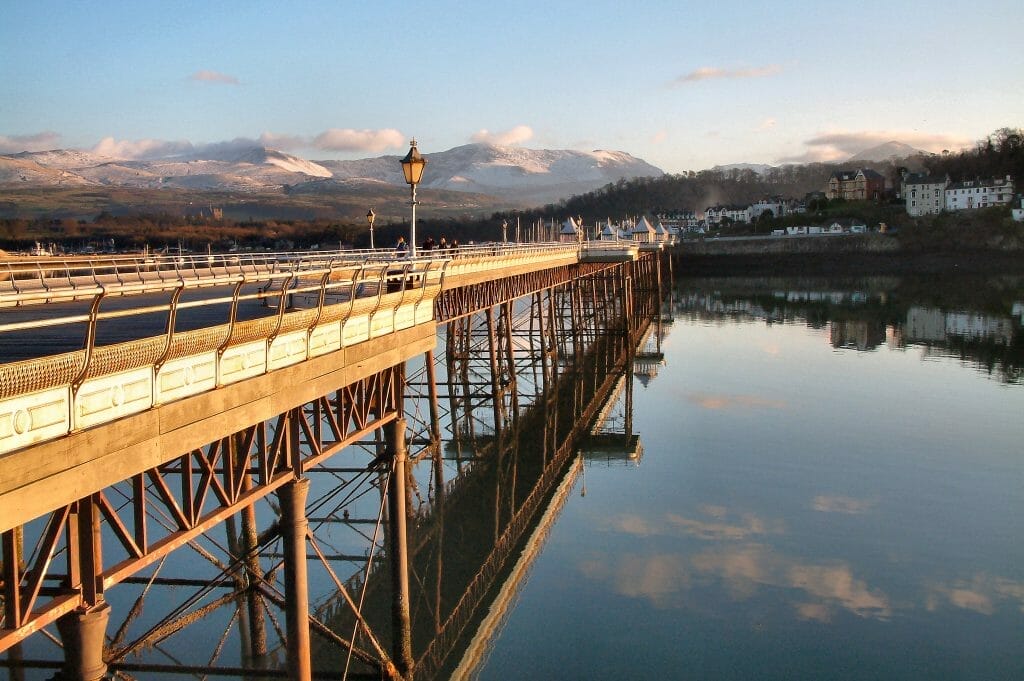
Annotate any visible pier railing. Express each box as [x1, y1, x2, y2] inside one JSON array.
[[0, 243, 582, 457]]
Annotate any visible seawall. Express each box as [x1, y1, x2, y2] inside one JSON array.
[[671, 234, 1024, 275]]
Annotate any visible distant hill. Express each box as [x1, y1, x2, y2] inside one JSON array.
[[1, 143, 663, 206], [711, 163, 774, 176], [847, 141, 924, 163]]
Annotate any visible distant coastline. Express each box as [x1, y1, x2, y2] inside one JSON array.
[[671, 234, 1024, 275]]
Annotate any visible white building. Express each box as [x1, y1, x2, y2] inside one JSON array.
[[1012, 197, 1024, 222], [902, 173, 948, 216], [749, 198, 786, 220], [945, 175, 1015, 212], [704, 205, 726, 225]]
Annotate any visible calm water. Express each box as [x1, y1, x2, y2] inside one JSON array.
[[473, 275, 1024, 680]]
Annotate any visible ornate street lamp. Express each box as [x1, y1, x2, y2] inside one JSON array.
[[399, 139, 427, 257], [366, 208, 376, 250]]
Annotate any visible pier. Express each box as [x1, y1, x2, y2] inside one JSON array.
[[0, 242, 665, 680]]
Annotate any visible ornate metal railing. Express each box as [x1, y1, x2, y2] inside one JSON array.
[[0, 244, 582, 457]]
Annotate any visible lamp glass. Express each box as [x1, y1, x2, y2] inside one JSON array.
[[400, 144, 427, 185]]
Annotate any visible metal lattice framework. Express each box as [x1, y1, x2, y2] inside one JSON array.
[[1, 249, 667, 681]]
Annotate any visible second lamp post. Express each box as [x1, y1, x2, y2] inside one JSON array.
[[399, 139, 427, 257]]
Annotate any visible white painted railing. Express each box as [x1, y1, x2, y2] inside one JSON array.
[[0, 244, 582, 455]]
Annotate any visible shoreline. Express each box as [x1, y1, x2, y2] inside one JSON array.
[[672, 242, 1024, 276]]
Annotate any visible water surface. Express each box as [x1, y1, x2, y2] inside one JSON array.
[[473, 275, 1024, 680]]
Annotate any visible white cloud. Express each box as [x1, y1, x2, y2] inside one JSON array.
[[190, 70, 240, 85], [686, 392, 787, 411], [257, 131, 306, 151], [91, 136, 193, 160], [778, 129, 974, 163], [812, 495, 875, 515], [471, 125, 534, 146], [758, 118, 777, 131], [313, 128, 406, 152], [671, 65, 781, 87], [0, 131, 62, 154]]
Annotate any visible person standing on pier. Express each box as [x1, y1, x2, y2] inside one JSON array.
[[395, 236, 408, 257]]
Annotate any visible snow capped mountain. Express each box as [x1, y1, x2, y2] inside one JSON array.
[[847, 141, 924, 163], [318, 143, 663, 204], [0, 155, 95, 187], [711, 163, 774, 176], [11, 149, 118, 170], [0, 143, 663, 204]]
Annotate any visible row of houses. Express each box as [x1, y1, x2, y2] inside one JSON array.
[[559, 216, 675, 244], [901, 173, 1016, 216], [655, 198, 810, 233]]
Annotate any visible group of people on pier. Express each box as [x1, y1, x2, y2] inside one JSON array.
[[394, 235, 459, 257]]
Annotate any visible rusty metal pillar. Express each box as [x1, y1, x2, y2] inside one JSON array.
[[485, 306, 503, 432], [424, 349, 442, 446], [385, 417, 414, 680], [58, 495, 110, 681], [501, 302, 519, 418], [235, 431, 268, 670], [281, 476, 312, 681]]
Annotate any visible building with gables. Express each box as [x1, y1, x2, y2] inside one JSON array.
[[825, 169, 886, 201]]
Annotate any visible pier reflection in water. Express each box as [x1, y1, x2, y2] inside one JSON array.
[[473, 273, 1024, 681], [313, 284, 658, 680]]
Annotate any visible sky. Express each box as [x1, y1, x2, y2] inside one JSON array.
[[1, 0, 1023, 173]]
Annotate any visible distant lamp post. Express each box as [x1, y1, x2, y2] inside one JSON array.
[[366, 208, 376, 250], [399, 139, 427, 257], [502, 219, 508, 243]]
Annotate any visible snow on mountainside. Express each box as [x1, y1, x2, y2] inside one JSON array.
[[12, 149, 118, 170], [711, 163, 774, 176], [318, 143, 663, 204], [1, 143, 662, 204], [847, 141, 924, 162], [0, 155, 95, 187]]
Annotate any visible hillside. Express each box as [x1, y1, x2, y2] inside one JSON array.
[[1, 142, 662, 207]]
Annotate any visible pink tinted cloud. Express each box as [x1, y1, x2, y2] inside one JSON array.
[[313, 128, 406, 153], [671, 65, 781, 87], [190, 70, 240, 85]]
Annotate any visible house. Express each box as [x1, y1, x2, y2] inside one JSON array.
[[631, 216, 657, 243], [825, 169, 886, 201], [724, 205, 751, 223], [704, 205, 726, 225], [1012, 197, 1024, 222], [749, 198, 786, 220], [654, 221, 669, 242], [902, 173, 948, 216], [559, 217, 581, 243], [945, 176, 1015, 212]]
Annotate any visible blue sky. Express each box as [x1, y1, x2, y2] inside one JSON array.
[[2, 0, 1022, 172]]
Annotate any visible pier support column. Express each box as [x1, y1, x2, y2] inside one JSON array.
[[55, 602, 111, 681], [385, 418, 414, 680], [424, 350, 442, 446], [281, 477, 312, 681], [58, 494, 109, 681]]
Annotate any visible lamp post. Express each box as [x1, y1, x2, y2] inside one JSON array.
[[399, 139, 427, 258], [502, 219, 508, 244], [366, 208, 376, 250]]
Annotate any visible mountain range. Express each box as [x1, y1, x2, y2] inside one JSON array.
[[0, 143, 665, 206]]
